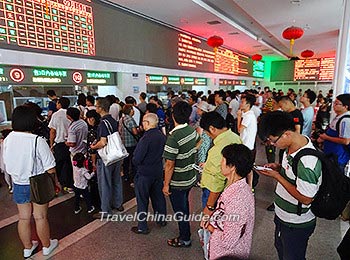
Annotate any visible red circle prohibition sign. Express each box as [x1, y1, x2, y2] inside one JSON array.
[[10, 68, 25, 82], [72, 71, 83, 84]]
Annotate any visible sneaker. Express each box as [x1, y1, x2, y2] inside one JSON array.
[[64, 187, 74, 194], [23, 240, 39, 258], [115, 205, 124, 212], [131, 226, 150, 235], [74, 207, 82, 214], [88, 206, 95, 214], [42, 239, 59, 256]]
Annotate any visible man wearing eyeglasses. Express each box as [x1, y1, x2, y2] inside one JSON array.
[[318, 94, 350, 173], [318, 94, 350, 259], [257, 111, 322, 260]]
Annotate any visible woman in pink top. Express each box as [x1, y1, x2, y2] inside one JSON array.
[[207, 144, 255, 260]]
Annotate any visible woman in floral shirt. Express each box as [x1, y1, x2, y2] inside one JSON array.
[[206, 144, 255, 260]]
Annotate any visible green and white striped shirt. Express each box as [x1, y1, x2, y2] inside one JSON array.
[[275, 137, 322, 228], [163, 124, 200, 189]]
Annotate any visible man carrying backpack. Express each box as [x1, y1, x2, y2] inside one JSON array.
[[318, 93, 350, 173], [318, 94, 350, 260], [257, 111, 322, 260]]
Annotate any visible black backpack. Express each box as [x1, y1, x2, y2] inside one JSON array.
[[292, 148, 350, 220], [335, 114, 350, 153]]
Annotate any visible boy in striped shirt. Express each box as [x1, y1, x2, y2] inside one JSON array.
[[257, 111, 322, 260]]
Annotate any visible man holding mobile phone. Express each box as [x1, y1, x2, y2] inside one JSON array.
[[257, 111, 322, 260]]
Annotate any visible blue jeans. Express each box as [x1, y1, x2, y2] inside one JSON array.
[[274, 216, 316, 260], [13, 184, 30, 204], [96, 159, 123, 214], [169, 188, 191, 242], [201, 188, 210, 209], [134, 174, 166, 231]]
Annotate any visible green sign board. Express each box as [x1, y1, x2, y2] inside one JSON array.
[[253, 61, 264, 78], [147, 74, 207, 85], [0, 65, 117, 85]]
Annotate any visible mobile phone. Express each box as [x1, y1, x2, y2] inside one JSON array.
[[253, 165, 273, 171], [192, 164, 203, 172]]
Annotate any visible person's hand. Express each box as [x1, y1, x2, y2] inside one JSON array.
[[318, 133, 327, 140], [162, 184, 171, 196], [264, 163, 281, 171], [317, 137, 324, 143], [200, 214, 210, 229], [200, 206, 213, 228], [256, 168, 280, 179]]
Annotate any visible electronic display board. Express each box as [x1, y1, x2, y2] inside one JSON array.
[[253, 61, 264, 78], [0, 64, 116, 85], [271, 59, 334, 82], [146, 74, 207, 86], [294, 58, 335, 81], [177, 33, 253, 76], [219, 79, 246, 86], [0, 0, 95, 55], [0, 0, 261, 78]]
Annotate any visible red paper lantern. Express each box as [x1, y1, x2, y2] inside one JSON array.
[[207, 36, 224, 52], [301, 49, 314, 58], [282, 26, 304, 55], [251, 54, 262, 62]]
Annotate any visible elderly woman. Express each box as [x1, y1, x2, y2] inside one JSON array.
[[206, 143, 255, 260], [119, 104, 139, 184], [3, 106, 59, 258]]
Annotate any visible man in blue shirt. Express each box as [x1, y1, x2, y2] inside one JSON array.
[[131, 113, 167, 234], [319, 93, 350, 171], [300, 90, 316, 137]]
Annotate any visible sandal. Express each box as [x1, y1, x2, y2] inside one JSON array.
[[167, 237, 191, 248]]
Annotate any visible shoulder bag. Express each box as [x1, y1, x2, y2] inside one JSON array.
[[122, 118, 140, 142], [29, 136, 56, 204], [98, 119, 129, 166]]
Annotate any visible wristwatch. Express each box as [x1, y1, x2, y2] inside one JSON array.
[[206, 204, 215, 211]]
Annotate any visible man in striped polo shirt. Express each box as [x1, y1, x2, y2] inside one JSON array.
[[163, 101, 200, 248], [257, 111, 322, 260]]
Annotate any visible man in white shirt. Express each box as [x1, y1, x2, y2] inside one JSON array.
[[48, 97, 73, 192], [237, 94, 257, 188]]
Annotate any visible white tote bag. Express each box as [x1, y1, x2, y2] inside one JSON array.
[[98, 120, 129, 166]]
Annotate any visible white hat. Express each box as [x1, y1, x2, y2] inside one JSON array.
[[196, 101, 215, 112]]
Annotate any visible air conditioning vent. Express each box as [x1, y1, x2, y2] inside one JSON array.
[[207, 20, 221, 25]]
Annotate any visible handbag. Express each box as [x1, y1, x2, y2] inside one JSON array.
[[29, 136, 56, 204], [98, 119, 129, 166]]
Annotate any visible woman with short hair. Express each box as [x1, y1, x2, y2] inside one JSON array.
[[3, 106, 59, 258], [206, 143, 255, 260]]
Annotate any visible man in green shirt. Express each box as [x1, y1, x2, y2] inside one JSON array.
[[163, 101, 200, 248], [199, 111, 242, 221]]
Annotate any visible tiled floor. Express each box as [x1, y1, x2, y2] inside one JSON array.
[[0, 141, 348, 260]]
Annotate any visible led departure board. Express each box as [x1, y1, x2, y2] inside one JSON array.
[[294, 58, 335, 81], [0, 0, 95, 55], [214, 48, 250, 76], [178, 33, 253, 76]]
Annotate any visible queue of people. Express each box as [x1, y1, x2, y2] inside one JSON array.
[[0, 87, 349, 259]]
